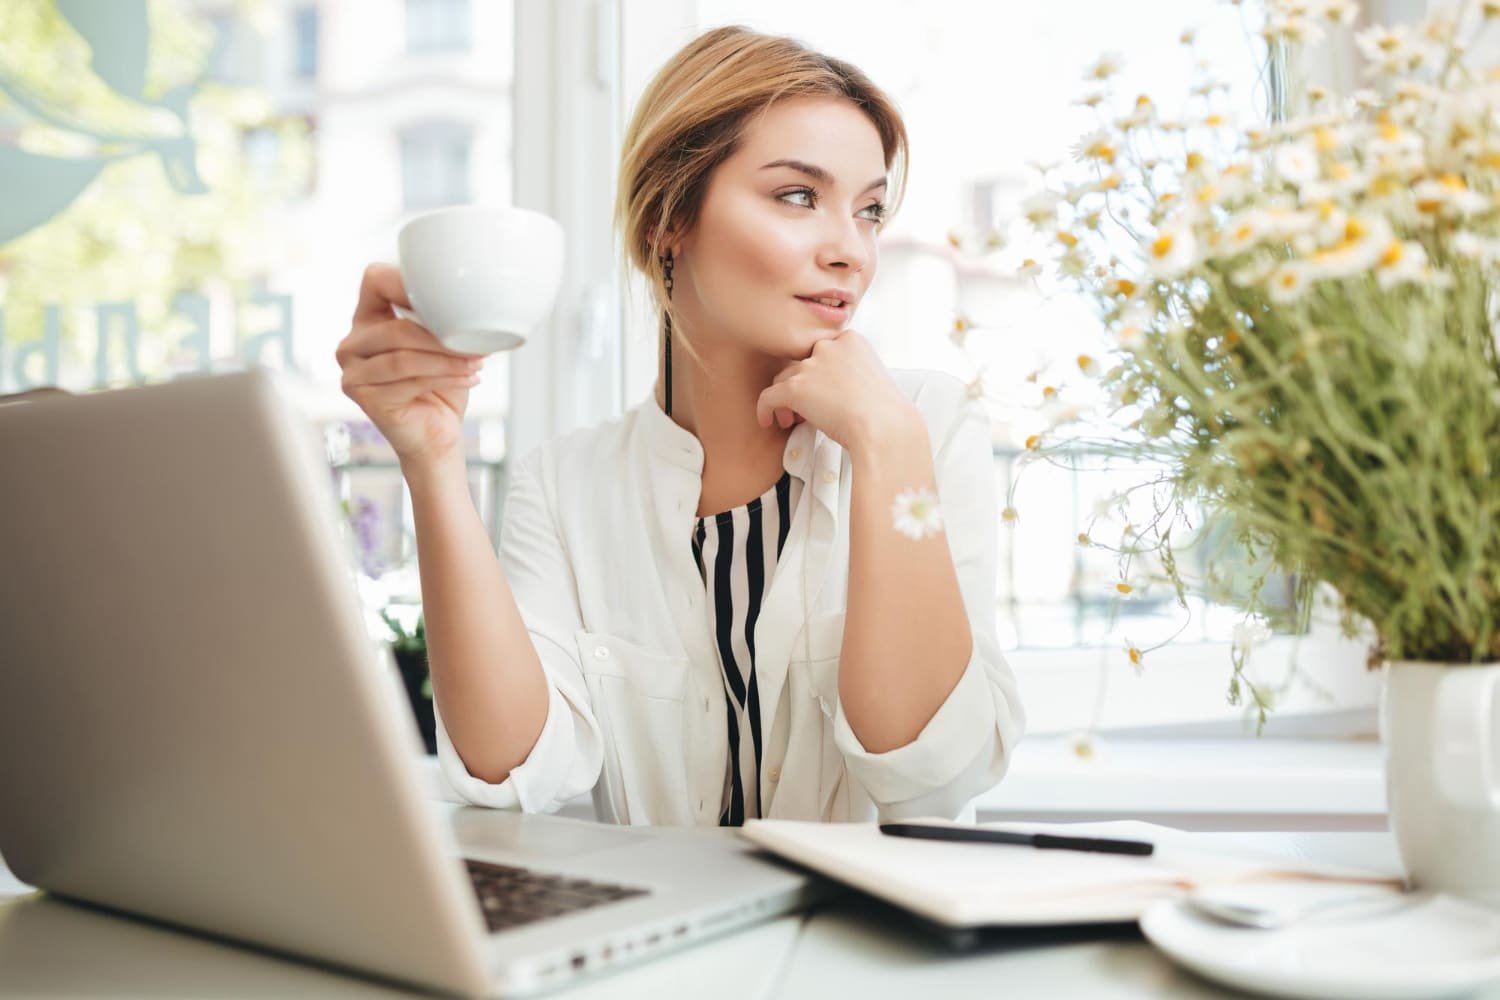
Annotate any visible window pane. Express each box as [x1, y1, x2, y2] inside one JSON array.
[[406, 0, 472, 53], [293, 6, 318, 78], [0, 0, 515, 643]]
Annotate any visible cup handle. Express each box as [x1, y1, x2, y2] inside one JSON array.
[[392, 303, 422, 326], [1434, 666, 1500, 811]]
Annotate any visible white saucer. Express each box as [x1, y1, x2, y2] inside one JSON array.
[[1140, 889, 1500, 1000]]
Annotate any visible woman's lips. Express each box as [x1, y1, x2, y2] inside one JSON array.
[[796, 296, 849, 324]]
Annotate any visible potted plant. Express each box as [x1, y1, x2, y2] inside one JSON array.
[[1012, 0, 1500, 902], [381, 609, 436, 756]]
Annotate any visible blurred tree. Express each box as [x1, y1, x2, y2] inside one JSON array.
[[0, 0, 312, 390]]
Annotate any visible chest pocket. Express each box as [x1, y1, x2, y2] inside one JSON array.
[[574, 629, 690, 825], [783, 610, 848, 819], [788, 610, 845, 718]]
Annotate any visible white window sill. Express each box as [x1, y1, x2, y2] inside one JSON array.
[[415, 735, 1387, 831]]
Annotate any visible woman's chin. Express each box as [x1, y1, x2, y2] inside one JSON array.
[[794, 327, 842, 355]]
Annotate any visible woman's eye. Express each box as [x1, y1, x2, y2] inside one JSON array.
[[860, 202, 888, 224], [779, 188, 816, 208]]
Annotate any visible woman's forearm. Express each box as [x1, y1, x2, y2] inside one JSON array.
[[403, 452, 550, 784], [839, 407, 973, 753]]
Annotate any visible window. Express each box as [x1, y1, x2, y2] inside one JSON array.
[[292, 6, 319, 79], [0, 0, 517, 647], [612, 1, 1378, 736], [405, 0, 471, 53], [399, 122, 473, 209]]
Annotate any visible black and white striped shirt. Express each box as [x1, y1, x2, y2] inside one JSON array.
[[690, 468, 805, 826]]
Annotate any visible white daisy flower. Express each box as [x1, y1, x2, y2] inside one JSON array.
[[1263, 12, 1326, 46], [1356, 24, 1437, 75], [1412, 175, 1490, 217], [1043, 399, 1084, 429], [891, 487, 944, 540], [1266, 262, 1314, 303], [1273, 141, 1320, 187], [1231, 617, 1273, 653], [1452, 232, 1500, 265], [1375, 239, 1430, 288], [1216, 210, 1268, 255], [1231, 258, 1276, 287], [1084, 52, 1124, 81], [1299, 162, 1371, 204], [1368, 124, 1426, 175], [1317, 0, 1358, 24], [1058, 249, 1091, 279], [1454, 231, 1487, 258], [1117, 303, 1154, 350], [1146, 220, 1198, 278], [1074, 129, 1120, 165], [1306, 214, 1394, 280], [1020, 189, 1064, 225]]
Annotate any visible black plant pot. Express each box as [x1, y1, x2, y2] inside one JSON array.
[[392, 648, 437, 755]]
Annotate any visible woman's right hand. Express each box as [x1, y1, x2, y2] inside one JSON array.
[[336, 263, 487, 469]]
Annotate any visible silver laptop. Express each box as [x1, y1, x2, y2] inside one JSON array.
[[0, 371, 825, 998]]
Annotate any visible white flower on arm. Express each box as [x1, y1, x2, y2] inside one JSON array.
[[891, 487, 944, 540]]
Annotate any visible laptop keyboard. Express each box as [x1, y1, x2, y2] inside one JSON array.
[[464, 858, 650, 933]]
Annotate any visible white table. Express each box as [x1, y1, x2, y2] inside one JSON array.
[[5, 811, 1492, 998]]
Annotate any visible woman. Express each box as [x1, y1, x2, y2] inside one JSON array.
[[335, 26, 1024, 826]]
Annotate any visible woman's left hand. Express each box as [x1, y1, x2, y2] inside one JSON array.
[[755, 330, 917, 453]]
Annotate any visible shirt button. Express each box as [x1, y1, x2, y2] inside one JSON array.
[[821, 470, 836, 484], [593, 646, 610, 660], [768, 766, 781, 783], [788, 448, 801, 461]]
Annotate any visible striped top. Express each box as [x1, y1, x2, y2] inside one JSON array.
[[689, 468, 806, 826]]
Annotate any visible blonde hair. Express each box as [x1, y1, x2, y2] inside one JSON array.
[[613, 25, 909, 373]]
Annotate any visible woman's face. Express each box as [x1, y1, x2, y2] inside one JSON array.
[[671, 96, 889, 362]]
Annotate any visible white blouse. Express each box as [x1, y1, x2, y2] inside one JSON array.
[[434, 367, 1026, 825]]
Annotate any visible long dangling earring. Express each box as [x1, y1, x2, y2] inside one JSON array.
[[661, 249, 675, 418]]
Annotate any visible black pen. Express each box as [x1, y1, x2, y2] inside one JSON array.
[[879, 823, 1154, 856]]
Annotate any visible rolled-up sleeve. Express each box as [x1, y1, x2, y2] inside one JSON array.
[[831, 378, 1026, 819], [433, 455, 604, 812]]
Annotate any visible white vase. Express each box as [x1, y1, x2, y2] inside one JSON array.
[[1380, 660, 1500, 905]]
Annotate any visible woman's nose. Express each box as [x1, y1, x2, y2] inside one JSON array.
[[816, 217, 870, 273]]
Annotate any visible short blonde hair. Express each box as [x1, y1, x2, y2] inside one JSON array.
[[614, 25, 909, 371]]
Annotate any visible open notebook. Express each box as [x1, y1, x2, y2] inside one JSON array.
[[739, 819, 1403, 927]]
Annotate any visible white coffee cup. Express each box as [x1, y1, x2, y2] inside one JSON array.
[[396, 205, 565, 354]]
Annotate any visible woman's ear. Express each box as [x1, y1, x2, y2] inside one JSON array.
[[651, 222, 683, 263]]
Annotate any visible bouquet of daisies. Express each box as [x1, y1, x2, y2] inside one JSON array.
[[1020, 0, 1500, 705]]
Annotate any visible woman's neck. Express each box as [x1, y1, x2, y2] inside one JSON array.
[[656, 339, 794, 512]]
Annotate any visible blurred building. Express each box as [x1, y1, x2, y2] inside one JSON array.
[[195, 0, 515, 423]]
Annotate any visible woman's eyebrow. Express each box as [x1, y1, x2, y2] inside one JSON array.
[[760, 159, 887, 194]]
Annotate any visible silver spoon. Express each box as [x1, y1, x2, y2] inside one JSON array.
[[1186, 887, 1422, 929]]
